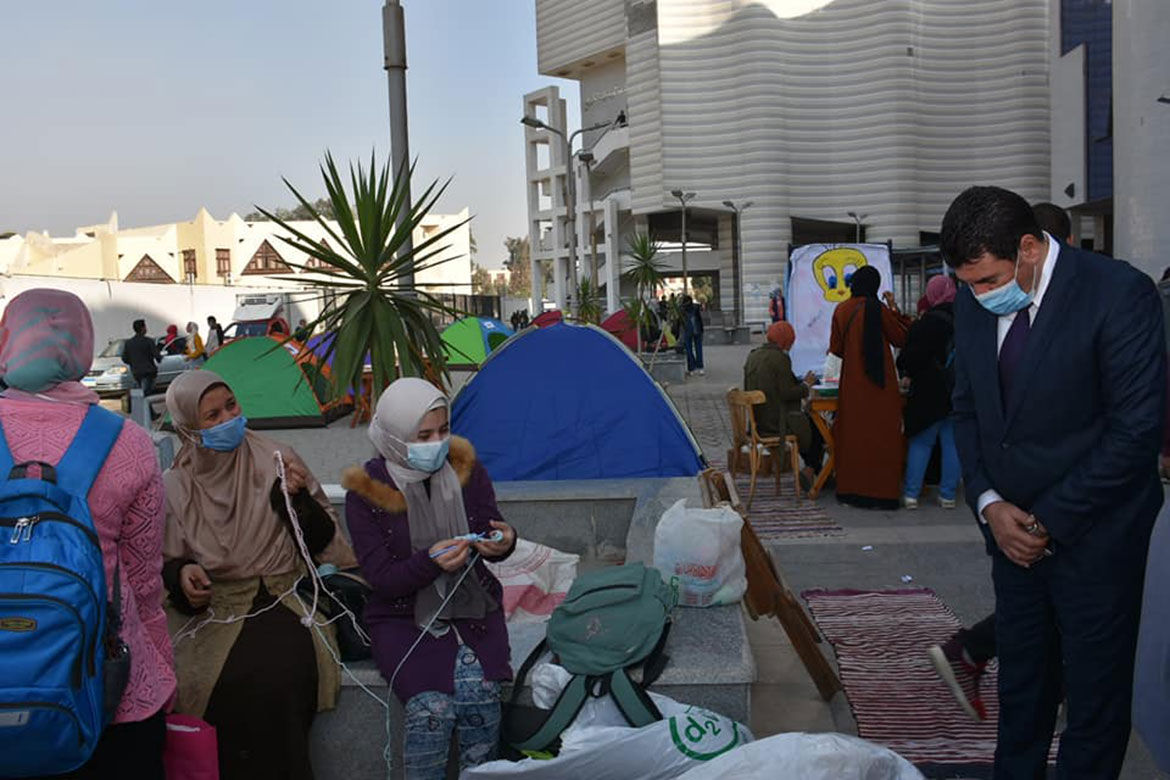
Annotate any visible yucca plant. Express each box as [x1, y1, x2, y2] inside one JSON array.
[[257, 152, 468, 399], [575, 277, 603, 324], [623, 233, 667, 355]]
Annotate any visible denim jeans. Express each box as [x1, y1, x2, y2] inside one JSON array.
[[402, 646, 500, 780], [684, 330, 704, 371], [903, 417, 960, 500]]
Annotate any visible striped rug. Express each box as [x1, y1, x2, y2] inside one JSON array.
[[801, 588, 1059, 777], [717, 466, 845, 540]]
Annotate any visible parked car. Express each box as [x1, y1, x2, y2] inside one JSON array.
[[81, 338, 195, 396]]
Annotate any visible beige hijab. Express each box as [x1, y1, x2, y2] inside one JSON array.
[[162, 370, 350, 579], [369, 377, 493, 629]]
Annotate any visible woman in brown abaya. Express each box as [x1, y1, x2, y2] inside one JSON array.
[[162, 370, 355, 780], [829, 265, 912, 509]]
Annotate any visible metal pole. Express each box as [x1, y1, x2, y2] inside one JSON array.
[[731, 210, 742, 327], [564, 136, 579, 317], [680, 204, 689, 296], [383, 1, 414, 291]]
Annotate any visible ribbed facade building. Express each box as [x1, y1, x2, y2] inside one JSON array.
[[525, 0, 1052, 322]]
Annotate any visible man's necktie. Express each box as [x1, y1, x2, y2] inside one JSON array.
[[999, 308, 1031, 403]]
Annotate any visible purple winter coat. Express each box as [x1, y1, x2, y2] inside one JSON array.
[[341, 436, 515, 703]]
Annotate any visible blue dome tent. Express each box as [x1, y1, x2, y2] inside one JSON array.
[[451, 322, 705, 481]]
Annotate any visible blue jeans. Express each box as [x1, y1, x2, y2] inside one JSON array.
[[402, 646, 500, 779], [684, 330, 704, 371], [903, 418, 959, 500]]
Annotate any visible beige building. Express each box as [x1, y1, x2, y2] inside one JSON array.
[[0, 207, 473, 292]]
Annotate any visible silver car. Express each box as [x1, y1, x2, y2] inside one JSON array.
[[82, 338, 194, 396]]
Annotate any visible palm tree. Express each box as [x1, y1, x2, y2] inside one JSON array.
[[575, 277, 603, 324], [623, 233, 666, 355], [258, 151, 468, 399]]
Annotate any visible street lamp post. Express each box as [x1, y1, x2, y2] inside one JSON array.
[[520, 116, 609, 317], [846, 211, 868, 244], [382, 1, 414, 291], [670, 189, 696, 295], [722, 200, 753, 328]]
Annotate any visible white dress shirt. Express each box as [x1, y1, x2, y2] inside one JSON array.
[[977, 232, 1060, 522]]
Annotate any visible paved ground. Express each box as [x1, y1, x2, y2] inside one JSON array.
[[260, 338, 1162, 778]]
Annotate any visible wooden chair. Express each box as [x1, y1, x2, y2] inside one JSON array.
[[725, 388, 801, 509], [698, 469, 842, 701]]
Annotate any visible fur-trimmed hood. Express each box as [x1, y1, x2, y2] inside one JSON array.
[[341, 435, 476, 514]]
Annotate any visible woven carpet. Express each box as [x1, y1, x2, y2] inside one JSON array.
[[801, 588, 1059, 778], [716, 466, 845, 540]]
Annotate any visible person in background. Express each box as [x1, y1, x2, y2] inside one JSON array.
[[343, 378, 517, 779], [927, 201, 1076, 722], [768, 287, 785, 323], [184, 322, 205, 363], [162, 371, 355, 780], [743, 321, 824, 490], [293, 319, 310, 342], [0, 290, 175, 777], [681, 294, 705, 376], [206, 315, 224, 353], [829, 266, 911, 509], [161, 324, 184, 355], [898, 274, 960, 510], [122, 318, 161, 398], [945, 186, 1163, 778]]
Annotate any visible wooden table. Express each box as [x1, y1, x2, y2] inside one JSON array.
[[807, 393, 838, 500]]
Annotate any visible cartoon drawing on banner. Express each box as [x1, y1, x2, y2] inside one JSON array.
[[786, 243, 892, 377], [812, 248, 868, 303]]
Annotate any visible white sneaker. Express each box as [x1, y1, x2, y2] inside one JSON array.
[[903, 496, 919, 510], [939, 497, 957, 510], [697, 369, 705, 376]]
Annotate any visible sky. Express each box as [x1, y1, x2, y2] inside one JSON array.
[[0, 0, 580, 270]]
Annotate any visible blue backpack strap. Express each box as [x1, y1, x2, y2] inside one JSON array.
[[56, 406, 125, 497], [0, 417, 13, 479]]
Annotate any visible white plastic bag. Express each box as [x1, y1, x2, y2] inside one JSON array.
[[654, 499, 746, 607], [822, 352, 842, 384], [674, 732, 924, 780], [485, 539, 579, 624], [462, 685, 751, 780]]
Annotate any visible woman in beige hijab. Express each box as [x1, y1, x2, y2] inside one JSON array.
[[162, 370, 354, 780]]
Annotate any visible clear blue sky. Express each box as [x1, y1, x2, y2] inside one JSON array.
[[0, 0, 580, 270]]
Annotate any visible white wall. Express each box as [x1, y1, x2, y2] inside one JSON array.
[[1112, 0, 1170, 278], [0, 276, 323, 354]]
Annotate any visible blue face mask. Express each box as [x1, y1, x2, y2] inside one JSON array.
[[974, 257, 1037, 316], [201, 415, 248, 452], [407, 437, 450, 473]]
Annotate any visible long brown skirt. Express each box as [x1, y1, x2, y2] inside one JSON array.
[[203, 589, 318, 780]]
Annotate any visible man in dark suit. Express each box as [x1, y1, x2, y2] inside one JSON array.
[[943, 186, 1165, 779]]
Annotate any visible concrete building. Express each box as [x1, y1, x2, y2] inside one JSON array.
[[0, 207, 473, 293], [525, 0, 1053, 323]]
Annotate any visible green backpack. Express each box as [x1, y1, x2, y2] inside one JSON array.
[[504, 562, 677, 756]]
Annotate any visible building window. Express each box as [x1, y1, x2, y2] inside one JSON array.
[[242, 240, 292, 275], [216, 248, 231, 277], [304, 239, 332, 271], [124, 254, 176, 284], [648, 211, 719, 249], [182, 249, 197, 280]]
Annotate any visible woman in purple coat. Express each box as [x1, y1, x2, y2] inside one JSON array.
[[342, 378, 516, 779]]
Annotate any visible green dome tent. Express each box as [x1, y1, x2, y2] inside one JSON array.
[[200, 336, 347, 428], [441, 317, 514, 367]]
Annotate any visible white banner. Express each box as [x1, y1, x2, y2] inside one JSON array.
[[786, 243, 893, 377]]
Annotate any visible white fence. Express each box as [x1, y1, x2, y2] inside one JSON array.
[[0, 275, 325, 352]]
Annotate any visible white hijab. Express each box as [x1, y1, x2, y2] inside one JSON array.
[[368, 378, 491, 628]]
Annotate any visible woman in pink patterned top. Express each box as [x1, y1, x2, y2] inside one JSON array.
[[0, 289, 175, 778]]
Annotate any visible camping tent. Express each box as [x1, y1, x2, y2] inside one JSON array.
[[200, 336, 347, 428], [532, 310, 563, 328], [442, 317, 513, 366], [600, 309, 639, 351], [451, 322, 705, 480]]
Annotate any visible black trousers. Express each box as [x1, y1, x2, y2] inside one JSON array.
[[35, 709, 166, 780], [992, 531, 1151, 780], [133, 373, 156, 398]]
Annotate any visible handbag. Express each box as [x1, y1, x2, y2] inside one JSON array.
[[297, 567, 373, 662], [164, 714, 219, 780]]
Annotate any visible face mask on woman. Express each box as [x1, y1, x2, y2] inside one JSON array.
[[201, 415, 248, 452], [406, 437, 450, 472]]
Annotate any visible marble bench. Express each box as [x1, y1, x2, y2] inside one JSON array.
[[310, 477, 756, 779]]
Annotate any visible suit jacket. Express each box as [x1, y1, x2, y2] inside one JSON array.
[[952, 244, 1165, 554]]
